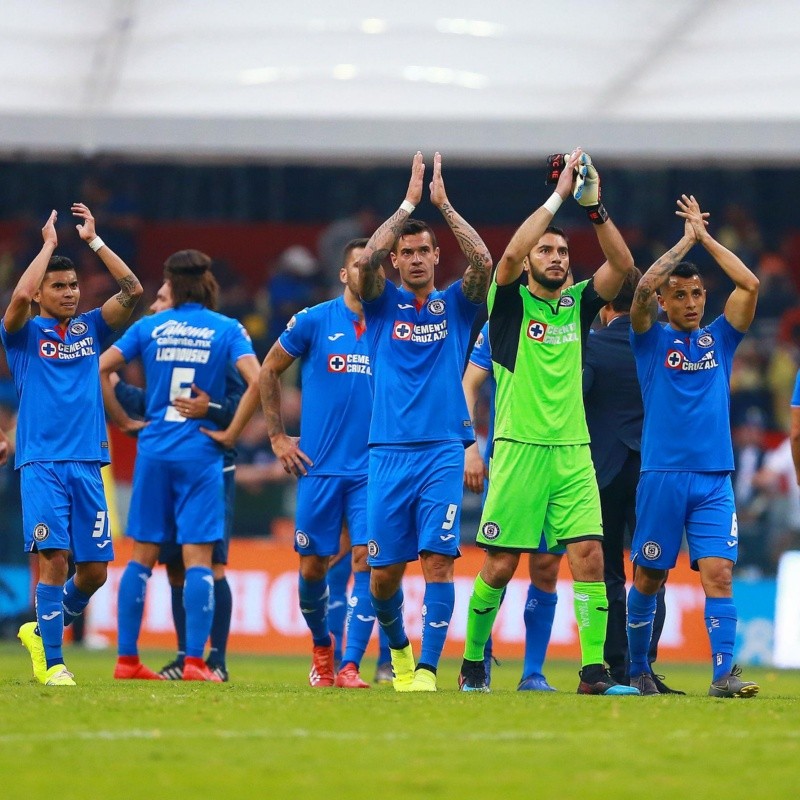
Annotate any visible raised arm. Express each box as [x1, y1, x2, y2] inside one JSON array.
[[676, 194, 759, 333], [2, 211, 58, 334], [495, 150, 580, 286], [71, 203, 143, 328], [462, 361, 490, 494], [357, 152, 425, 301], [428, 152, 492, 303]]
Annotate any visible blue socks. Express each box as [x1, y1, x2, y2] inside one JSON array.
[[371, 588, 408, 649], [36, 583, 64, 669], [327, 557, 351, 662], [117, 561, 151, 657], [522, 583, 558, 679], [419, 581, 455, 671], [342, 570, 375, 667], [627, 585, 657, 677], [184, 566, 215, 659], [705, 597, 737, 681], [378, 625, 390, 665], [170, 584, 186, 661], [208, 577, 232, 667], [62, 578, 92, 628], [298, 574, 331, 647]]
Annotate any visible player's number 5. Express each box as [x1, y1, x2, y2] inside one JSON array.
[[165, 367, 196, 422]]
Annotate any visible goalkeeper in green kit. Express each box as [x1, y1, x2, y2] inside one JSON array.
[[459, 149, 640, 695]]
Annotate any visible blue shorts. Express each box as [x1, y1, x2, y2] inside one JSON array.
[[20, 461, 113, 563], [158, 466, 235, 565], [294, 473, 368, 557], [632, 471, 737, 571], [127, 453, 224, 546], [367, 442, 464, 567]]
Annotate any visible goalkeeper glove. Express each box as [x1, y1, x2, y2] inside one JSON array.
[[545, 153, 569, 185], [574, 153, 608, 224]]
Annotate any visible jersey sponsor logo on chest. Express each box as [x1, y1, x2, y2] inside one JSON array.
[[39, 337, 96, 360], [664, 349, 719, 371], [327, 353, 372, 374], [526, 319, 577, 345], [392, 319, 448, 343]]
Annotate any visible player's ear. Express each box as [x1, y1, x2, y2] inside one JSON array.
[[339, 267, 347, 285], [434, 246, 440, 266]]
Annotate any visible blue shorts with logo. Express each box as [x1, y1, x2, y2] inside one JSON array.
[[21, 461, 113, 562], [367, 442, 464, 567], [294, 473, 368, 557], [127, 453, 224, 546], [631, 470, 737, 571], [158, 466, 235, 565]]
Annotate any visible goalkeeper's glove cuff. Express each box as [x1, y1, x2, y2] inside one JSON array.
[[585, 203, 609, 225]]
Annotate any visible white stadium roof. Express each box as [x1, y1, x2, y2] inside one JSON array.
[[2, 0, 800, 163]]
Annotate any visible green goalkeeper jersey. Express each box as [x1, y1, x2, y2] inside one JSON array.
[[487, 276, 605, 446]]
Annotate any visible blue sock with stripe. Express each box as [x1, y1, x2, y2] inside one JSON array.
[[36, 583, 65, 669], [117, 561, 151, 658], [522, 583, 558, 679], [371, 588, 408, 650], [298, 574, 331, 647], [184, 566, 215, 659], [327, 557, 351, 662], [342, 570, 375, 667], [62, 577, 92, 627], [208, 577, 232, 667], [705, 597, 737, 681], [627, 585, 657, 677], [419, 581, 455, 671]]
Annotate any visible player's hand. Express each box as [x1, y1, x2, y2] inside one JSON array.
[[42, 210, 58, 248], [675, 194, 710, 243], [555, 149, 581, 200], [72, 202, 97, 242], [270, 432, 313, 476], [120, 418, 148, 437], [200, 426, 236, 451], [0, 430, 9, 467], [429, 152, 448, 209], [405, 151, 425, 207], [172, 383, 211, 419], [574, 152, 599, 206], [464, 442, 489, 494]]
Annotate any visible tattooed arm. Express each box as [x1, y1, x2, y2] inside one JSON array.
[[357, 152, 425, 301], [429, 152, 492, 303], [72, 202, 143, 328]]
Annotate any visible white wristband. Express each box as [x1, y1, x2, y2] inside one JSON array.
[[88, 236, 105, 252], [543, 192, 563, 216], [400, 200, 416, 214]]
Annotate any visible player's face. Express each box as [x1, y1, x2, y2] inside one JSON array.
[[658, 275, 706, 331], [340, 247, 365, 296], [390, 232, 439, 292], [149, 281, 174, 314], [35, 269, 80, 321], [526, 233, 570, 291]]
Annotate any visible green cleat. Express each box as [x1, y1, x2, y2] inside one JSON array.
[[390, 644, 416, 692], [18, 622, 47, 683], [407, 667, 437, 692], [43, 664, 76, 686]]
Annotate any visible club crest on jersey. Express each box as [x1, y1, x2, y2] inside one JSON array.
[[697, 332, 714, 348], [666, 349, 718, 372], [641, 541, 661, 560], [558, 295, 575, 308], [481, 521, 501, 541], [69, 321, 88, 336], [392, 321, 413, 340], [39, 340, 58, 358], [526, 320, 548, 342], [286, 315, 297, 331], [33, 523, 49, 542], [327, 354, 347, 372], [427, 299, 446, 315], [367, 540, 380, 558], [475, 332, 485, 348], [295, 531, 310, 549]]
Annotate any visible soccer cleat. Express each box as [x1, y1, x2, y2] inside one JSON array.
[[206, 662, 229, 683], [652, 673, 685, 695], [407, 668, 437, 692], [483, 652, 500, 689], [390, 643, 416, 692], [458, 658, 489, 693], [159, 658, 185, 680], [630, 672, 660, 696], [114, 657, 165, 680], [18, 622, 46, 683], [577, 665, 640, 696], [708, 665, 759, 698], [517, 673, 557, 692], [309, 636, 336, 687], [373, 661, 393, 684], [183, 656, 223, 682], [335, 662, 370, 689], [43, 664, 76, 686]]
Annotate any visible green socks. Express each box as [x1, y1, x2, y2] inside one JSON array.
[[573, 581, 609, 667], [463, 575, 504, 661]]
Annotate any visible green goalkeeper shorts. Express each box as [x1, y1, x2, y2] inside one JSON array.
[[476, 439, 603, 551]]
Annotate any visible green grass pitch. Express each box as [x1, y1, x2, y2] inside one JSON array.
[[1, 645, 799, 800]]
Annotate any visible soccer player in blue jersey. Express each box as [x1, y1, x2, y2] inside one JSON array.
[[100, 250, 259, 682], [357, 152, 492, 692], [626, 194, 760, 698], [111, 280, 244, 681], [464, 320, 563, 691], [2, 204, 143, 686], [259, 238, 380, 688]]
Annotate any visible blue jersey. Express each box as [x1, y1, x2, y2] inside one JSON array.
[[113, 303, 254, 462], [363, 280, 479, 446], [279, 295, 372, 475], [791, 370, 800, 406], [1, 309, 112, 468], [468, 321, 495, 462], [632, 315, 744, 472]]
